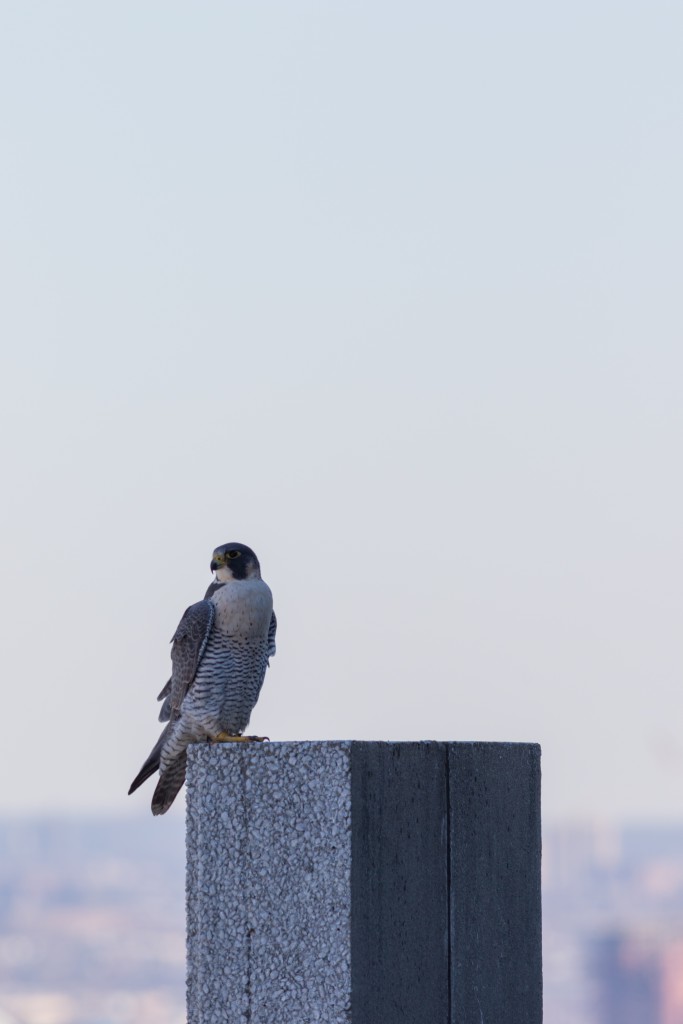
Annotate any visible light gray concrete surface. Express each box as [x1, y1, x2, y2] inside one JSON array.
[[186, 741, 542, 1024], [186, 742, 352, 1024]]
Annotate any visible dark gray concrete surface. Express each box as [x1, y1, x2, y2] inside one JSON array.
[[449, 743, 543, 1024], [186, 741, 542, 1024], [350, 743, 450, 1024]]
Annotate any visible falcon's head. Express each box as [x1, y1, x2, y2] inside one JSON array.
[[210, 543, 262, 582]]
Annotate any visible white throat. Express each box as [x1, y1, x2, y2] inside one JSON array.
[[214, 565, 261, 583]]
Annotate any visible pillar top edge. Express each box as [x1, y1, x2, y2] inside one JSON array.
[[186, 739, 541, 758]]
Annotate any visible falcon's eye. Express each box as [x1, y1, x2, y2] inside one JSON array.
[[226, 550, 241, 559]]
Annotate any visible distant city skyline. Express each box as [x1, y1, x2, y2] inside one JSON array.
[[1, 2, 682, 820], [0, 816, 185, 1024], [2, 815, 683, 1024]]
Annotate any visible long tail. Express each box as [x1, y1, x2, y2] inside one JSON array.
[[151, 750, 188, 815], [128, 724, 170, 796]]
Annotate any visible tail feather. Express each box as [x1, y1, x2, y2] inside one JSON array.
[[128, 724, 170, 795], [151, 751, 188, 815]]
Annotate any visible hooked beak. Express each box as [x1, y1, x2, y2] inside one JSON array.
[[210, 554, 223, 572]]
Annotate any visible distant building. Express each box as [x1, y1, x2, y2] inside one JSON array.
[[594, 933, 661, 1024], [660, 941, 683, 1024], [593, 931, 683, 1024]]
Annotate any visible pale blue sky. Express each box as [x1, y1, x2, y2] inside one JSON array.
[[1, 2, 682, 820]]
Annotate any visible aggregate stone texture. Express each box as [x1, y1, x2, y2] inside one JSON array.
[[186, 742, 353, 1024], [186, 741, 542, 1024]]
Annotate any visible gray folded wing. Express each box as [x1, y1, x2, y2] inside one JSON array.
[[157, 600, 215, 722]]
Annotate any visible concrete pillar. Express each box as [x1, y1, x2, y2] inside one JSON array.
[[186, 741, 542, 1024]]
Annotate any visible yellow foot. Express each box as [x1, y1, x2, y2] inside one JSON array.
[[212, 732, 270, 743]]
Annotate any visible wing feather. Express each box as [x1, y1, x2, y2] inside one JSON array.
[[156, 678, 172, 721], [168, 600, 215, 716], [129, 599, 215, 800]]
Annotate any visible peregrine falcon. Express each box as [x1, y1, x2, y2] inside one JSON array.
[[128, 542, 276, 815]]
